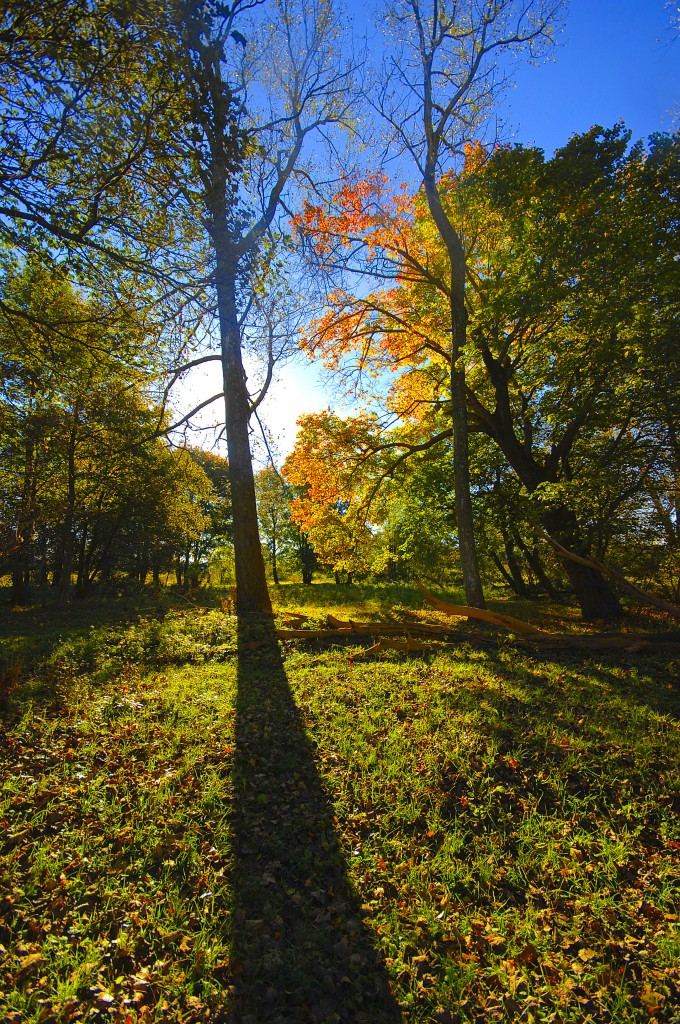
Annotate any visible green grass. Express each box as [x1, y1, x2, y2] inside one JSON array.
[[1, 584, 679, 1022]]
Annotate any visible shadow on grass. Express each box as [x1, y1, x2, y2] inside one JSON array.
[[231, 618, 401, 1024]]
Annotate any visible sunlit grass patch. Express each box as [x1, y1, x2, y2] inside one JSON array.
[[1, 586, 678, 1022]]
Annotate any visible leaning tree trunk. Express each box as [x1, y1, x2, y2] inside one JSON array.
[[514, 534, 565, 604], [476, 360, 622, 619], [423, 176, 485, 608], [214, 244, 273, 617], [501, 526, 531, 597]]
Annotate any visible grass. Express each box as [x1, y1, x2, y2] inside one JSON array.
[[0, 583, 679, 1023]]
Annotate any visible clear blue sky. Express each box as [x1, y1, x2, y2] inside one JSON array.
[[501, 0, 679, 153]]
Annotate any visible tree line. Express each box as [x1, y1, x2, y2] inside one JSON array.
[[0, 260, 233, 602], [1, 0, 677, 618], [284, 126, 680, 618]]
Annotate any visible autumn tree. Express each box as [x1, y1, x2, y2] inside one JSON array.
[[357, 0, 565, 608], [290, 126, 680, 618]]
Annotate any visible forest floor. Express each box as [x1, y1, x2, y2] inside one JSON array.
[[1, 583, 679, 1023]]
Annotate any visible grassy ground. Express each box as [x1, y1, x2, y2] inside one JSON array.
[[1, 583, 678, 1023]]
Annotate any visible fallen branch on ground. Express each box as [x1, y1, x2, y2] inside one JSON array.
[[415, 583, 548, 636], [537, 530, 680, 622], [277, 602, 680, 656]]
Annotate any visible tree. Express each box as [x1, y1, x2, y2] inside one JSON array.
[[1, 0, 358, 616], [361, 0, 565, 607], [255, 466, 290, 585], [289, 127, 680, 618], [150, 0, 357, 614], [0, 257, 220, 600]]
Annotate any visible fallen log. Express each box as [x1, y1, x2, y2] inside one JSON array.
[[349, 637, 461, 660], [277, 607, 680, 656], [276, 627, 353, 640], [326, 614, 461, 638], [416, 583, 548, 636]]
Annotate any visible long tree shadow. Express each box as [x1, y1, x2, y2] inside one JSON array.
[[230, 618, 401, 1024]]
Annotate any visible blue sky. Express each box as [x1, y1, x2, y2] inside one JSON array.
[[499, 0, 678, 153]]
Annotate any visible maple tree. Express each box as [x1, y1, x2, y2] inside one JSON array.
[[288, 126, 680, 618]]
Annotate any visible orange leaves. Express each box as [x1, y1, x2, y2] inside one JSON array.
[[294, 171, 415, 263], [283, 411, 390, 574]]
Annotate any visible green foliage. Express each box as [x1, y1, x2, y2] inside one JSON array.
[[0, 258, 227, 598]]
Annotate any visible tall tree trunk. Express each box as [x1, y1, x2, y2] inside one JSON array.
[[75, 524, 89, 599], [11, 437, 36, 604], [57, 403, 80, 601], [423, 177, 485, 608], [213, 242, 273, 617], [271, 536, 279, 586]]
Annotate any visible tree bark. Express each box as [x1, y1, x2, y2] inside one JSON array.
[[271, 535, 279, 586], [514, 535, 565, 603], [57, 402, 80, 601], [422, 176, 485, 608], [540, 507, 621, 619], [11, 435, 36, 604], [473, 353, 621, 619], [213, 242, 273, 617], [501, 526, 531, 597], [490, 551, 520, 593]]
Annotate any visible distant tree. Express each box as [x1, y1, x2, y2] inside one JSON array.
[[255, 466, 290, 585], [0, 258, 219, 599]]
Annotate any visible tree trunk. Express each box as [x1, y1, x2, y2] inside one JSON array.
[[490, 551, 523, 595], [501, 527, 531, 597], [475, 367, 621, 618], [57, 403, 80, 601], [514, 535, 565, 604], [271, 537, 279, 586], [11, 437, 36, 605], [541, 508, 621, 619], [75, 524, 89, 599], [422, 176, 485, 608], [213, 243, 272, 617]]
